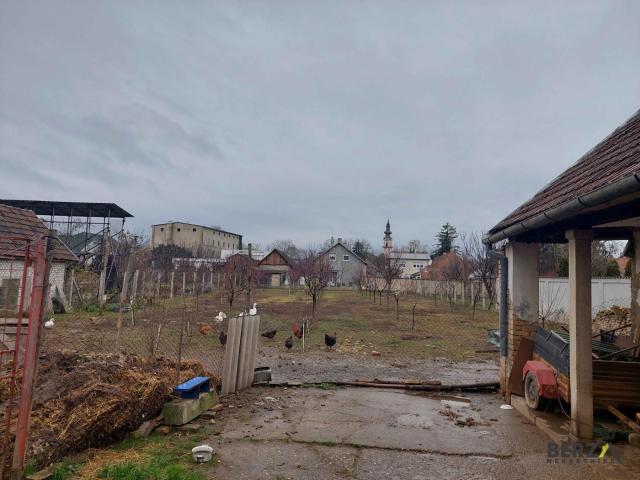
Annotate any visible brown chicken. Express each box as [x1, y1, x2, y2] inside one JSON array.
[[198, 323, 212, 336], [292, 323, 304, 339], [219, 330, 227, 346]]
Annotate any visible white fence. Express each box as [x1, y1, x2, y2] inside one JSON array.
[[539, 277, 631, 321]]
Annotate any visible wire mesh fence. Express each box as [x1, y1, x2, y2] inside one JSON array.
[[252, 285, 501, 384], [42, 292, 228, 386]]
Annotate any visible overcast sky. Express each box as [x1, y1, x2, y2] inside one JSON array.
[[1, 1, 639, 251]]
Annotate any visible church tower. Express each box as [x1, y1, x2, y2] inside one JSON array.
[[383, 220, 393, 258]]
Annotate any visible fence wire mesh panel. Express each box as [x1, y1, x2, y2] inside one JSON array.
[[252, 285, 500, 385]]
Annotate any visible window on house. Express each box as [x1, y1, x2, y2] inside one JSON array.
[[160, 227, 164, 231], [193, 228, 197, 232], [329, 254, 336, 261], [343, 255, 349, 261], [177, 228, 181, 232]]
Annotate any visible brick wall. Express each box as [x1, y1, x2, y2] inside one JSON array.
[[0, 259, 69, 311]]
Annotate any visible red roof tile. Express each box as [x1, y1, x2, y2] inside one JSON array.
[[0, 204, 77, 262]]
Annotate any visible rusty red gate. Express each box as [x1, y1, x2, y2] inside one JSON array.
[[0, 235, 51, 479]]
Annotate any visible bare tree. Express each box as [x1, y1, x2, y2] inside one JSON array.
[[440, 254, 464, 311], [294, 248, 332, 323], [222, 254, 254, 308], [372, 254, 403, 311], [353, 267, 367, 296], [461, 232, 497, 310]]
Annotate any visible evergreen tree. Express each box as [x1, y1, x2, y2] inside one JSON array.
[[433, 223, 458, 257], [605, 259, 621, 278], [557, 257, 569, 277]]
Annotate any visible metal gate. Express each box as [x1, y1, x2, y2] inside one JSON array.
[[0, 235, 50, 479]]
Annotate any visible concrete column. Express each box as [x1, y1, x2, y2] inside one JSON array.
[[566, 229, 593, 440], [504, 241, 539, 390]]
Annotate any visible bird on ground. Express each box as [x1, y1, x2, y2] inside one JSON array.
[[215, 312, 227, 323], [238, 311, 244, 317], [44, 318, 55, 329], [292, 323, 304, 339], [284, 336, 293, 350], [219, 330, 227, 346], [261, 329, 277, 339], [325, 332, 337, 350], [249, 303, 258, 315], [198, 323, 212, 336]]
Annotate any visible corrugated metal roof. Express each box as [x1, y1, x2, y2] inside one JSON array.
[[489, 109, 640, 236], [0, 204, 78, 262]]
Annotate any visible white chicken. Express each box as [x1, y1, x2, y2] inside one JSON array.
[[249, 303, 258, 316], [214, 311, 227, 323], [44, 318, 55, 329]]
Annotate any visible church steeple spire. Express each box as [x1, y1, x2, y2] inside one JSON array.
[[383, 220, 393, 258]]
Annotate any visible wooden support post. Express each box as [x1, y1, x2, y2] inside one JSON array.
[[170, 272, 175, 298], [156, 272, 161, 297], [566, 229, 593, 439], [202, 271, 206, 293], [182, 272, 186, 295]]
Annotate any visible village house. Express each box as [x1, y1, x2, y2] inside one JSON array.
[[485, 109, 640, 440], [257, 248, 294, 287], [0, 204, 78, 311], [151, 222, 242, 258], [320, 239, 367, 286]]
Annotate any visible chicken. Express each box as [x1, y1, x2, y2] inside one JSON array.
[[261, 329, 277, 339], [249, 303, 258, 315], [198, 323, 212, 336], [219, 330, 228, 346], [215, 311, 227, 323], [44, 318, 55, 329], [324, 332, 337, 350], [284, 336, 293, 350], [292, 323, 304, 339]]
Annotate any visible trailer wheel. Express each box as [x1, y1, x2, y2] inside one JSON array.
[[524, 371, 546, 410]]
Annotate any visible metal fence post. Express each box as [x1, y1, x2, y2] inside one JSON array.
[[170, 271, 175, 298], [12, 236, 51, 478], [182, 272, 186, 295]]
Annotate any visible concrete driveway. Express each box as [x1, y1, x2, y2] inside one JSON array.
[[207, 387, 639, 479]]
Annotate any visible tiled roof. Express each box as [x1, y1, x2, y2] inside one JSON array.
[[0, 204, 77, 262], [490, 109, 640, 235]]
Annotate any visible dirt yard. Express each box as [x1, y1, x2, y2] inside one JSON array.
[[43, 287, 500, 384], [47, 386, 640, 479]]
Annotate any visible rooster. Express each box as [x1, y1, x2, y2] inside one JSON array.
[[219, 330, 227, 346], [324, 332, 337, 351], [292, 322, 304, 339], [261, 329, 277, 339], [284, 336, 293, 350], [198, 323, 212, 336]]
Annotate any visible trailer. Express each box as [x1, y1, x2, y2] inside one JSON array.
[[522, 326, 640, 410]]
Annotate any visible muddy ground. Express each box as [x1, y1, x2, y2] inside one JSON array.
[[256, 347, 499, 384], [206, 386, 640, 479]]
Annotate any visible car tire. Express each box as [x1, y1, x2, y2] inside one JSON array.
[[524, 371, 546, 410]]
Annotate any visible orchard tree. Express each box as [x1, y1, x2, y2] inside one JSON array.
[[295, 249, 332, 322]]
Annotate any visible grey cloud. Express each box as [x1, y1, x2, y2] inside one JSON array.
[[1, 1, 639, 247]]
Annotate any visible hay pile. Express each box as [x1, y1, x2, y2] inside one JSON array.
[[23, 351, 211, 468]]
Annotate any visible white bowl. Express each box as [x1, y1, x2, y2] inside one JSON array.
[[192, 444, 214, 463]]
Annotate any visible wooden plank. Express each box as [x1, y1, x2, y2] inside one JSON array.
[[608, 405, 640, 432], [507, 337, 534, 396]]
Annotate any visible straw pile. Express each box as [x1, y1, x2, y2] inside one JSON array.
[[20, 351, 211, 468]]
